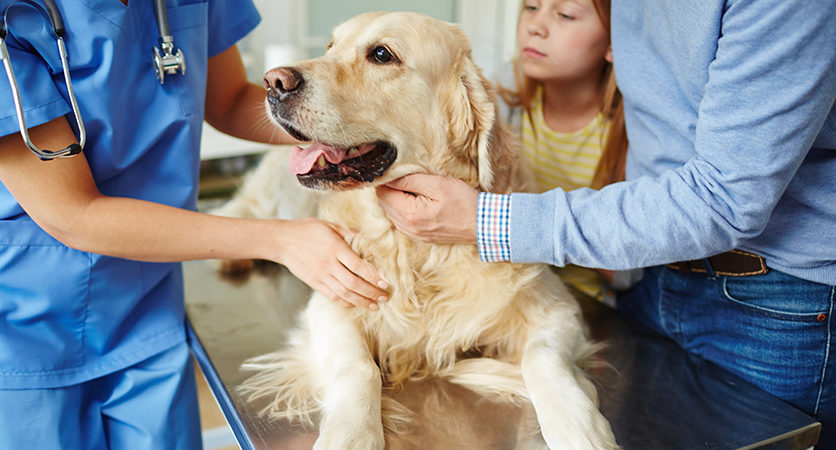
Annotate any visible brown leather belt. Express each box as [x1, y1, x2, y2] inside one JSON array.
[[665, 249, 768, 277]]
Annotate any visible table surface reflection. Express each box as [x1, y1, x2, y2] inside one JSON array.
[[183, 261, 821, 450]]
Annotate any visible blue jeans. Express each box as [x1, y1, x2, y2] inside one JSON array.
[[618, 265, 834, 449]]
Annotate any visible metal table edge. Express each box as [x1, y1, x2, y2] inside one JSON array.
[[187, 318, 256, 450], [737, 422, 821, 450]]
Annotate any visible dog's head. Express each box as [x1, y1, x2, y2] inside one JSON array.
[[264, 11, 516, 193]]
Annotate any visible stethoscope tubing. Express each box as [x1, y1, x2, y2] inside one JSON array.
[[0, 0, 182, 160], [154, 0, 169, 37], [39, 0, 63, 35], [0, 0, 84, 159]]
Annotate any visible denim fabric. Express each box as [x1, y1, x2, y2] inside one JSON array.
[[618, 265, 834, 449]]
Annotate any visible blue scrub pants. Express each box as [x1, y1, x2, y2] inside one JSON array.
[[0, 341, 202, 450], [618, 265, 835, 449]]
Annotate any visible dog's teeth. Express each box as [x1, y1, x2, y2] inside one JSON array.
[[348, 148, 360, 156], [317, 155, 327, 167]]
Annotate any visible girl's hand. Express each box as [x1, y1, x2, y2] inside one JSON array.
[[272, 218, 389, 310], [375, 174, 479, 245]]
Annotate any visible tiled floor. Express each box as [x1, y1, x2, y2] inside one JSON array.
[[195, 362, 239, 450]]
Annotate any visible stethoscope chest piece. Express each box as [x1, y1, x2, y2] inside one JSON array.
[[0, 0, 186, 161], [151, 0, 185, 84], [153, 35, 186, 84]]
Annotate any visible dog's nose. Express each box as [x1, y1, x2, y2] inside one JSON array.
[[264, 67, 304, 100]]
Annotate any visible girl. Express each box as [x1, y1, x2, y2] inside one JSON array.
[[497, 0, 628, 301]]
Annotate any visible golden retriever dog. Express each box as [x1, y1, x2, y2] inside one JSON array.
[[222, 11, 617, 450]]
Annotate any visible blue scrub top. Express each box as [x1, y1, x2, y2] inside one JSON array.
[[0, 0, 260, 389]]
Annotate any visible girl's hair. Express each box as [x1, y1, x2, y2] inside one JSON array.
[[499, 0, 627, 189]]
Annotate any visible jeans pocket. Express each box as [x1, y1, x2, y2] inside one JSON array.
[[711, 271, 831, 409], [720, 271, 829, 322]]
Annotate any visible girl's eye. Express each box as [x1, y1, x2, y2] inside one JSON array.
[[523, 1, 539, 12], [370, 46, 395, 64], [558, 12, 575, 20]]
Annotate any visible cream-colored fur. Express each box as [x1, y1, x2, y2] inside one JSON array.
[[226, 12, 617, 449]]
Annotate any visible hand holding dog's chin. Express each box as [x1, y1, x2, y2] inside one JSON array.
[[376, 174, 478, 245], [269, 218, 389, 310]]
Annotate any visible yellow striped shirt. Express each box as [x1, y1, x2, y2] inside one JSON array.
[[521, 91, 610, 193], [521, 89, 611, 299]]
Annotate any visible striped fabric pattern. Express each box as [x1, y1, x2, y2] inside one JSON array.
[[477, 192, 512, 262], [520, 89, 612, 299], [521, 90, 610, 193]]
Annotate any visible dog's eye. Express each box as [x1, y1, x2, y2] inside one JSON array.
[[369, 46, 396, 64]]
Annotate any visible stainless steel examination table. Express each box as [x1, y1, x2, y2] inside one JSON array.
[[183, 260, 822, 450]]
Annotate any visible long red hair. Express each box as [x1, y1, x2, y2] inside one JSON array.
[[498, 0, 626, 189]]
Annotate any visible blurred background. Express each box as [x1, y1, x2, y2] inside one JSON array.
[[241, 0, 519, 85], [199, 0, 520, 198]]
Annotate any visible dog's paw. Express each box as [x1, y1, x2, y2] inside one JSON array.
[[585, 411, 619, 450], [541, 410, 618, 450]]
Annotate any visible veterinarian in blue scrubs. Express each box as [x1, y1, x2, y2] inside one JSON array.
[[0, 0, 388, 448]]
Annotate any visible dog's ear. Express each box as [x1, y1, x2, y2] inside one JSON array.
[[445, 57, 515, 193]]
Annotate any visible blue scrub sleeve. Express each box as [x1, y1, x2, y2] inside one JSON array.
[[0, 7, 71, 138], [207, 0, 261, 57]]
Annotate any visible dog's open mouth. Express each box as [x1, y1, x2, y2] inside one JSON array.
[[288, 141, 397, 189]]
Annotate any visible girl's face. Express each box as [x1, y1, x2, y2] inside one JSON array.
[[517, 0, 612, 84]]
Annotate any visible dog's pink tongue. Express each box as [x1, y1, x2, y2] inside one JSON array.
[[289, 143, 348, 175]]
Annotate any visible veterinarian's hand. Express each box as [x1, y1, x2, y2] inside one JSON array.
[[273, 218, 389, 310], [376, 174, 478, 245]]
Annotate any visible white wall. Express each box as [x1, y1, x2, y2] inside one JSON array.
[[457, 0, 519, 78], [238, 0, 519, 81]]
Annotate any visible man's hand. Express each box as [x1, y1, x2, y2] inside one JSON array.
[[375, 174, 478, 245]]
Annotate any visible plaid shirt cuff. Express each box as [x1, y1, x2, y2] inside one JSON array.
[[477, 192, 512, 262]]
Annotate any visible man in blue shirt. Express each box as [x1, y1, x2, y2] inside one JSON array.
[[0, 0, 388, 447], [377, 0, 835, 447]]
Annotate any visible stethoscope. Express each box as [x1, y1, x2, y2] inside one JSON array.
[[0, 0, 186, 161]]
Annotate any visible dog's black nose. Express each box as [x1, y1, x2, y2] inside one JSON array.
[[264, 67, 304, 100]]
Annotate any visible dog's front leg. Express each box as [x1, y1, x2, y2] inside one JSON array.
[[304, 294, 384, 450], [521, 304, 617, 450]]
